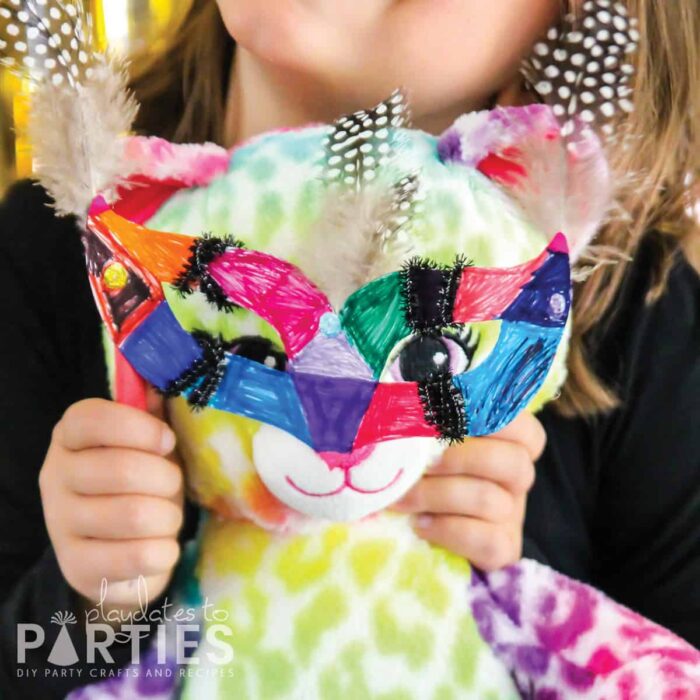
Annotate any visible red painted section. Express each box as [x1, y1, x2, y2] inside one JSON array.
[[477, 147, 527, 185], [453, 248, 548, 322], [112, 176, 189, 226], [114, 345, 148, 411], [353, 382, 438, 449]]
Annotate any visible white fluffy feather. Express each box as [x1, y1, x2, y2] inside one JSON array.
[[0, 1, 138, 216], [304, 184, 415, 308], [28, 55, 138, 216], [449, 106, 613, 261], [498, 117, 611, 261]]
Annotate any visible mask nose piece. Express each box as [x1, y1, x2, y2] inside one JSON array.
[[290, 373, 377, 453]]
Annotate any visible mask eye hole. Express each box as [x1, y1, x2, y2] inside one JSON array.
[[231, 336, 288, 371], [388, 328, 479, 383]]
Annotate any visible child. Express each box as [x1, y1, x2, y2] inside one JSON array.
[[0, 1, 697, 697]]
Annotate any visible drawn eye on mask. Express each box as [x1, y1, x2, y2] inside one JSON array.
[[385, 328, 481, 383], [85, 204, 571, 454]]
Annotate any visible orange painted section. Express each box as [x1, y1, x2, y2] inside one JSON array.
[[98, 210, 196, 283]]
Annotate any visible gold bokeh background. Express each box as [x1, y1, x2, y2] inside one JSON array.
[[0, 0, 186, 196]]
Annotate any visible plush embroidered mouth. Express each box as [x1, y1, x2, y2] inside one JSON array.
[[285, 468, 404, 498]]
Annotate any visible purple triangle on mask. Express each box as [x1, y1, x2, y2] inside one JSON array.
[[291, 372, 377, 453], [290, 332, 373, 380]]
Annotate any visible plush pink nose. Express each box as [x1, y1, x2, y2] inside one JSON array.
[[319, 445, 375, 472]]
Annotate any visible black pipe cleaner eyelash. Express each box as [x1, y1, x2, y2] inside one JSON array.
[[173, 234, 243, 312], [400, 255, 470, 334], [417, 370, 467, 443], [162, 331, 229, 409], [444, 326, 480, 366]]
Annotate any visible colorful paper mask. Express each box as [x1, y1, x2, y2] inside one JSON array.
[[78, 97, 583, 523]]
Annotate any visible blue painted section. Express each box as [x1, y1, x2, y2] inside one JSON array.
[[319, 312, 342, 338], [120, 302, 203, 391], [209, 354, 313, 446], [454, 322, 563, 436], [500, 252, 571, 327], [291, 372, 378, 453]]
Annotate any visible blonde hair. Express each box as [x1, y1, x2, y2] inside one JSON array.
[[128, 0, 699, 417]]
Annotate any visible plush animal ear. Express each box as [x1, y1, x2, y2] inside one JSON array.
[[92, 137, 232, 225], [438, 105, 611, 262], [121, 137, 231, 188]]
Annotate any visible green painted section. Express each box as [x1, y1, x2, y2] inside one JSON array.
[[341, 273, 410, 377]]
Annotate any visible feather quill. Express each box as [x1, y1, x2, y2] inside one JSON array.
[[306, 176, 419, 308], [0, 0, 137, 215]]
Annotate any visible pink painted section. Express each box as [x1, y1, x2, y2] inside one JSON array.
[[548, 231, 569, 254], [353, 382, 438, 450], [207, 249, 332, 358], [123, 137, 230, 188], [453, 248, 548, 322], [88, 196, 110, 216]]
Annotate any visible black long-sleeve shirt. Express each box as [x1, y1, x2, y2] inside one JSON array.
[[0, 180, 698, 698]]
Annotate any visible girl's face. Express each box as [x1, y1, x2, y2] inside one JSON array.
[[217, 0, 559, 119]]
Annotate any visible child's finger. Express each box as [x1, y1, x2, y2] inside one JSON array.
[[393, 475, 514, 522], [488, 412, 547, 462], [69, 494, 183, 540], [66, 537, 181, 593], [412, 514, 518, 571], [429, 439, 535, 495], [68, 448, 183, 498], [57, 398, 175, 455]]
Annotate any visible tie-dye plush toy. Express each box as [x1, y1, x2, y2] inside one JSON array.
[[1, 3, 698, 699]]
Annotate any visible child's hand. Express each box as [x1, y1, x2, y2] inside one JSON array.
[[393, 412, 544, 571], [39, 395, 184, 611]]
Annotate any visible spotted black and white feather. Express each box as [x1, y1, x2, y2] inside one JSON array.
[[306, 91, 421, 307], [521, 0, 639, 138], [0, 0, 137, 215], [323, 89, 410, 189], [0, 0, 93, 83]]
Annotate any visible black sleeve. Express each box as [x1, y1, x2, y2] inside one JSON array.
[[0, 180, 124, 698], [526, 233, 700, 648]]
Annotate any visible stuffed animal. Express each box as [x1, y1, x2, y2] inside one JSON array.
[[1, 3, 698, 699]]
